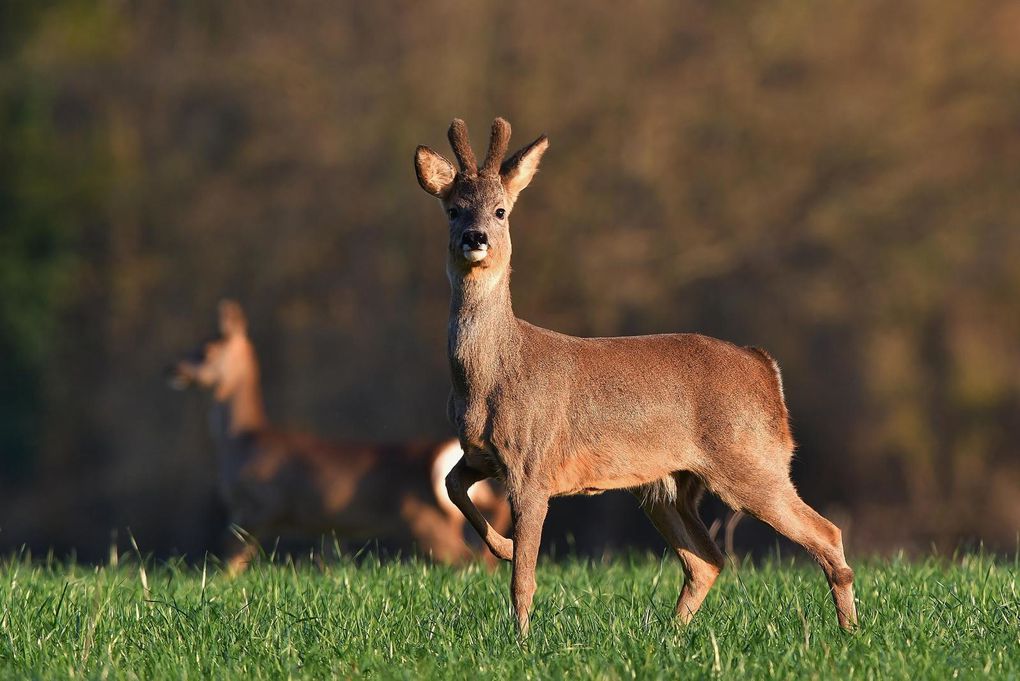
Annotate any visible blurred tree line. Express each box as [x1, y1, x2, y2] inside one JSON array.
[[1, 0, 1018, 559]]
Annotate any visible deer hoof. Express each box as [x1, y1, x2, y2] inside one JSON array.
[[491, 537, 514, 562]]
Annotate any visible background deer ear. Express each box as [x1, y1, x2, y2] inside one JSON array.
[[218, 299, 247, 337], [500, 135, 548, 203], [415, 145, 456, 198]]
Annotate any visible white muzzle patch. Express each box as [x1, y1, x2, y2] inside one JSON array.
[[462, 244, 488, 262]]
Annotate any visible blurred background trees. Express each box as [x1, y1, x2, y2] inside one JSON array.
[[1, 0, 1018, 559]]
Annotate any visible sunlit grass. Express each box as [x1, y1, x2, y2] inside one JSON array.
[[0, 550, 1017, 679]]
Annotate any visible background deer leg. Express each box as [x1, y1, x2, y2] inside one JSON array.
[[222, 526, 260, 576], [400, 495, 473, 565], [226, 541, 258, 576], [739, 477, 858, 630], [445, 458, 513, 561], [510, 490, 549, 638], [640, 481, 725, 623]]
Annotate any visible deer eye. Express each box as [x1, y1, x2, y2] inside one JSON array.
[[495, 208, 506, 219], [447, 208, 459, 220]]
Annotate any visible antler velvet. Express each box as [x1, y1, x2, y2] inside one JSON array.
[[481, 118, 511, 175], [447, 118, 478, 176]]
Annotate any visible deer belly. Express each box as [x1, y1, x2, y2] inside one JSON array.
[[554, 451, 675, 497], [232, 455, 365, 530]]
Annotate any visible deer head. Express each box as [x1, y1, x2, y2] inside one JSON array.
[[167, 300, 259, 403], [415, 118, 548, 280]]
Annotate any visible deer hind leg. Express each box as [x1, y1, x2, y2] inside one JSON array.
[[640, 474, 725, 624], [735, 474, 858, 630]]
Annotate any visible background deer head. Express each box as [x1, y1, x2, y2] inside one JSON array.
[[168, 300, 259, 403]]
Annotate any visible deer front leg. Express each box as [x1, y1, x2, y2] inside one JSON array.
[[510, 491, 549, 638], [445, 458, 514, 561]]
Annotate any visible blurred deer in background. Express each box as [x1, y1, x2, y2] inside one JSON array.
[[415, 118, 858, 635], [168, 300, 510, 574]]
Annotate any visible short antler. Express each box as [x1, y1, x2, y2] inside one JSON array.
[[448, 119, 478, 176], [481, 118, 511, 175]]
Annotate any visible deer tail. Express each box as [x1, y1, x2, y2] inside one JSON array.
[[746, 346, 793, 445], [746, 347, 784, 400]]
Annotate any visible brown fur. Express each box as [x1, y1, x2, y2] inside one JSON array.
[[168, 301, 510, 574], [415, 118, 858, 635]]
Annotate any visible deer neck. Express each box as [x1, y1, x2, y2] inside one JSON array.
[[448, 268, 521, 398], [210, 368, 269, 442], [227, 375, 268, 435]]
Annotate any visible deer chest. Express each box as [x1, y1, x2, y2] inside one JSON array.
[[452, 394, 490, 449]]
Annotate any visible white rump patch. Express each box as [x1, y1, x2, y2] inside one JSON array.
[[431, 440, 496, 516]]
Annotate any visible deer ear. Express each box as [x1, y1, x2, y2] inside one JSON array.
[[415, 145, 456, 198], [218, 299, 247, 337], [500, 135, 548, 203]]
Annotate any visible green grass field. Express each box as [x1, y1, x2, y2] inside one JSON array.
[[0, 551, 1017, 679]]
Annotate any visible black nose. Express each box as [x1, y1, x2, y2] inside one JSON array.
[[462, 230, 488, 249]]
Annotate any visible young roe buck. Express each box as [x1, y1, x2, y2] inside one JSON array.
[[414, 118, 858, 635], [168, 300, 510, 573]]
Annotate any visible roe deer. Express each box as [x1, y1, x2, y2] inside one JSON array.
[[168, 300, 510, 573], [414, 118, 858, 635]]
